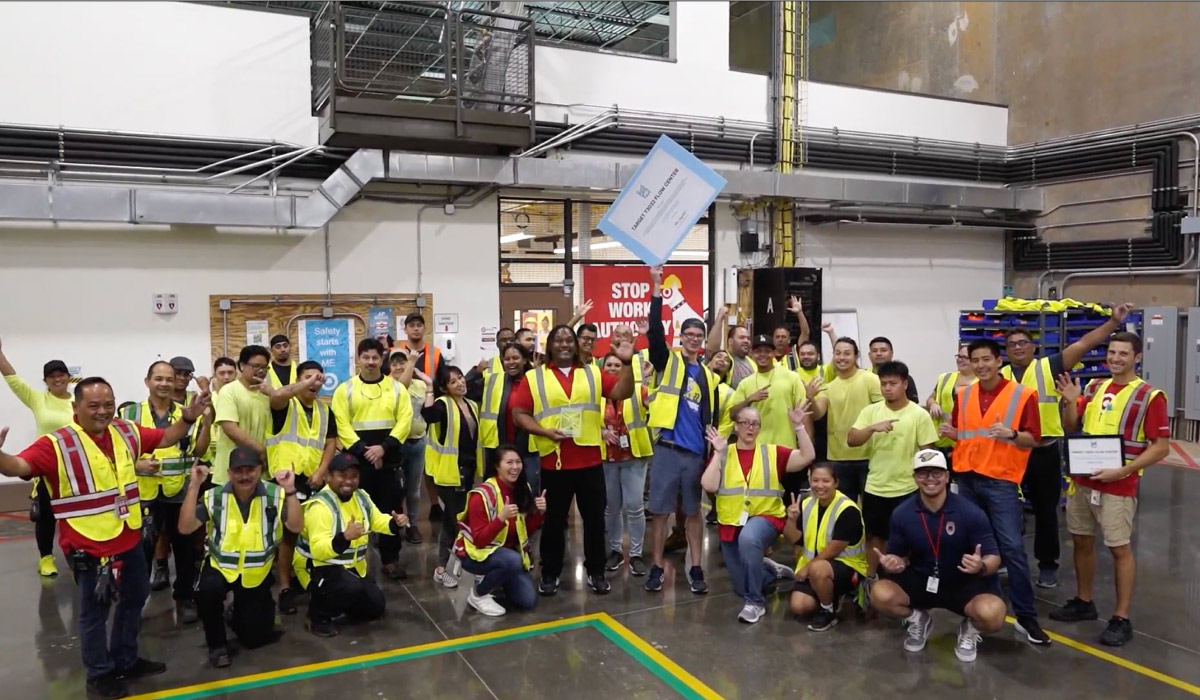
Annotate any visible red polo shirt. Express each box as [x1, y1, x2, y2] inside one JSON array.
[[951, 377, 1042, 442], [510, 365, 621, 471]]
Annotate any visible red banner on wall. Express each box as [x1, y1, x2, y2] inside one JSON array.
[[581, 265, 706, 355]]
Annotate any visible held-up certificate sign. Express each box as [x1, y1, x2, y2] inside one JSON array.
[[1065, 435, 1125, 475], [597, 135, 727, 265]]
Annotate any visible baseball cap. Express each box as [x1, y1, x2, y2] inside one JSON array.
[[751, 333, 773, 349], [270, 334, 289, 348], [43, 360, 69, 378], [168, 356, 195, 374], [912, 449, 948, 471], [404, 312, 426, 326], [328, 452, 363, 473], [229, 447, 263, 470]]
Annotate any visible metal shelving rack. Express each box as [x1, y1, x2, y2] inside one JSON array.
[[958, 307, 1144, 378]]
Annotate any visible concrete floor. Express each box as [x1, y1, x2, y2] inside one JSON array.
[[4, 465, 1200, 700]]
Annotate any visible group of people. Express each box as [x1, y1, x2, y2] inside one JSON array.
[[0, 271, 1170, 698]]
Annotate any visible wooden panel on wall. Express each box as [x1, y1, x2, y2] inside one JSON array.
[[208, 293, 433, 363]]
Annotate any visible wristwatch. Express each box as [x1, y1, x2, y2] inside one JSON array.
[[1009, 427, 1019, 440]]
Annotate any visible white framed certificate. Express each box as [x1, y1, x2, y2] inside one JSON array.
[[1065, 435, 1125, 475]]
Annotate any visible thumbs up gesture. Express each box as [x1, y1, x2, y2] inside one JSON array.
[[874, 547, 906, 574], [391, 511, 410, 528], [958, 544, 985, 575], [343, 516, 365, 541], [534, 490, 548, 514], [500, 501, 520, 521]]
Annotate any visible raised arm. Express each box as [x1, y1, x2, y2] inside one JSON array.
[[567, 299, 594, 330], [1056, 374, 1082, 433], [1062, 303, 1134, 369], [788, 296, 810, 345], [177, 463, 209, 535], [699, 428, 727, 494], [161, 392, 210, 447], [646, 266, 670, 373], [0, 427, 33, 478], [705, 306, 729, 357]]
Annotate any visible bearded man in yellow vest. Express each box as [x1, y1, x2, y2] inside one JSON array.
[[178, 449, 302, 668], [1000, 302, 1133, 589], [0, 377, 209, 699], [121, 360, 212, 624], [1050, 331, 1170, 647]]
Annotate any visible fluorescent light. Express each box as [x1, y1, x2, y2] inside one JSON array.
[[500, 233, 533, 243], [553, 241, 623, 254]]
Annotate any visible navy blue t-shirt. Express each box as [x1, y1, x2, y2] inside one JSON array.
[[659, 362, 705, 455], [886, 492, 999, 585]]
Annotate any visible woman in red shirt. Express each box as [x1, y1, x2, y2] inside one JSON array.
[[455, 446, 546, 616]]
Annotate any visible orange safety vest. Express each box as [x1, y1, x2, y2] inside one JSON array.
[[397, 341, 443, 378], [951, 379, 1035, 484]]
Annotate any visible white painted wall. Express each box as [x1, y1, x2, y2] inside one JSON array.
[[0, 198, 499, 461], [0, 1, 317, 144]]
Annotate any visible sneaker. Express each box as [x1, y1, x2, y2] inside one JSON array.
[[38, 555, 58, 578], [807, 608, 838, 632], [433, 568, 458, 589], [1036, 568, 1059, 589], [956, 619, 982, 662], [382, 562, 408, 581], [587, 573, 612, 594], [307, 618, 338, 637], [208, 647, 232, 668], [763, 556, 795, 581], [278, 587, 298, 615], [116, 657, 166, 680], [605, 550, 624, 571], [705, 509, 718, 525], [86, 672, 129, 699], [150, 560, 169, 591], [687, 566, 708, 595], [1049, 597, 1099, 622], [538, 575, 560, 596], [1100, 616, 1133, 647], [629, 556, 648, 577], [904, 610, 933, 652], [737, 603, 766, 624], [405, 526, 423, 545], [467, 589, 507, 617], [997, 566, 1008, 577], [176, 600, 199, 625], [1015, 615, 1052, 646], [644, 565, 665, 592]]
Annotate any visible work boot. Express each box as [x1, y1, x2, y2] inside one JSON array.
[[663, 528, 687, 554], [208, 647, 232, 668], [86, 672, 129, 699], [307, 618, 338, 638], [382, 562, 408, 581], [116, 657, 166, 680], [278, 587, 298, 615], [150, 559, 170, 591], [176, 600, 199, 625]]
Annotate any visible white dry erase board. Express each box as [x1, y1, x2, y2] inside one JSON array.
[[821, 309, 860, 363]]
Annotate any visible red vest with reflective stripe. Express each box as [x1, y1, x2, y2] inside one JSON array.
[[47, 420, 143, 540], [951, 380, 1035, 484]]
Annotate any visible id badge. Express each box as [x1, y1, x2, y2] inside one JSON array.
[[737, 511, 749, 527], [1090, 489, 1102, 506], [949, 482, 960, 495], [559, 407, 582, 438], [926, 576, 940, 594], [619, 435, 630, 449], [114, 495, 131, 520]]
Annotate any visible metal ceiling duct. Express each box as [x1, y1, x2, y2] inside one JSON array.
[[0, 148, 1041, 228]]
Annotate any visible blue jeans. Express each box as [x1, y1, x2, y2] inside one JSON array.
[[719, 516, 780, 607], [955, 471, 1037, 619], [398, 438, 426, 518], [460, 547, 536, 611], [604, 459, 647, 557], [73, 543, 150, 679]]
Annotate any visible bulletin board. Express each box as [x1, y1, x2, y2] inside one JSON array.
[[208, 293, 433, 362]]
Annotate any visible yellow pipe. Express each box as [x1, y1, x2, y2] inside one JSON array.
[[774, 1, 797, 267]]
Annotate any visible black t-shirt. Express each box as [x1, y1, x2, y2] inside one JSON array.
[[271, 402, 338, 439], [272, 363, 293, 386], [798, 502, 864, 545]]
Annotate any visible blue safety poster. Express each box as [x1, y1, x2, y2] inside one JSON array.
[[299, 318, 355, 397]]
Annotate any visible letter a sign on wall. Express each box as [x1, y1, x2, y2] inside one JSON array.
[[597, 135, 727, 265]]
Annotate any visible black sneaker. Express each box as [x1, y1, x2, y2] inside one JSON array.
[[278, 587, 298, 615], [176, 599, 199, 625], [1015, 615, 1052, 646], [705, 509, 718, 525], [382, 562, 408, 581], [807, 608, 839, 632], [307, 618, 338, 637], [208, 647, 232, 668], [644, 565, 665, 592], [150, 560, 170, 592], [687, 566, 708, 595], [86, 672, 129, 699], [605, 551, 624, 571], [1049, 597, 1099, 622], [116, 657, 166, 680], [405, 526, 423, 545], [629, 556, 648, 577], [587, 573, 611, 595], [1100, 616, 1133, 647], [538, 576, 560, 596]]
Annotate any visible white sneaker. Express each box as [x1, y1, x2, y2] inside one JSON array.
[[433, 568, 459, 589], [467, 589, 506, 617], [762, 557, 795, 581], [904, 610, 933, 652], [737, 603, 766, 624], [956, 619, 981, 662]]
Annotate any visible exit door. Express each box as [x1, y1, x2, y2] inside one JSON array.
[[499, 287, 574, 356]]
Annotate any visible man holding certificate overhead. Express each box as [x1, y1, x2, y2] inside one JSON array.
[[1050, 331, 1170, 647]]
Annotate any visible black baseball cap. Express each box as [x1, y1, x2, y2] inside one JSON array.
[[328, 452, 363, 473], [229, 447, 263, 470], [169, 356, 195, 373], [404, 312, 426, 326], [751, 334, 774, 349], [43, 360, 69, 378], [270, 335, 289, 348]]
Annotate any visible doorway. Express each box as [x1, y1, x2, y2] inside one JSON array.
[[499, 287, 573, 356]]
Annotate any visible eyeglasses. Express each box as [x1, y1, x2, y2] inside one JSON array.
[[681, 332, 705, 341], [736, 420, 761, 428], [578, 336, 597, 344], [955, 354, 969, 361], [914, 469, 947, 481], [1006, 339, 1032, 349], [245, 362, 269, 370]]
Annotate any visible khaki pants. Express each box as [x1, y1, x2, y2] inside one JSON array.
[[1066, 485, 1136, 547]]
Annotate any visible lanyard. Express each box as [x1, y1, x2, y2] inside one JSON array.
[[919, 511, 945, 578]]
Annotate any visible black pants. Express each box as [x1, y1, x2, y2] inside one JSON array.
[[307, 565, 386, 625], [34, 480, 55, 557], [540, 464, 607, 579], [151, 501, 197, 601], [1022, 442, 1063, 571], [436, 485, 469, 567], [360, 461, 403, 565], [195, 567, 276, 651]]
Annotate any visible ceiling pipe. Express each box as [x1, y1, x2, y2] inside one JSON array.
[[1057, 237, 1200, 299]]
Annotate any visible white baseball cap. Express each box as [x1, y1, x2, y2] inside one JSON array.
[[912, 449, 948, 471]]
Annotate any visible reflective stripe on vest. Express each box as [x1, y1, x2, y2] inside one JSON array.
[[716, 444, 781, 499], [532, 365, 600, 419], [296, 490, 372, 565], [344, 378, 403, 431], [207, 485, 281, 578], [428, 396, 461, 460], [265, 400, 329, 450], [49, 423, 142, 519], [1083, 378, 1157, 460], [799, 493, 866, 560], [954, 383, 1022, 441]]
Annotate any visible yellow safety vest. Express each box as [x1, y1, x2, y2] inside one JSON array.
[[295, 487, 375, 576], [715, 444, 785, 525], [202, 482, 284, 588], [478, 371, 508, 450], [46, 420, 143, 541], [604, 379, 653, 459], [796, 491, 868, 576], [794, 363, 828, 386], [486, 355, 504, 377], [1082, 377, 1163, 466], [121, 400, 193, 500], [526, 364, 604, 458], [426, 396, 482, 486], [933, 371, 977, 448], [1001, 357, 1063, 437], [455, 477, 531, 570], [333, 375, 408, 448], [647, 350, 720, 432], [265, 398, 329, 477], [716, 383, 735, 437], [268, 361, 297, 390]]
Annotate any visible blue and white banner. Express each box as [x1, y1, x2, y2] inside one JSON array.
[[368, 306, 395, 341], [597, 134, 727, 265], [298, 319, 355, 397]]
